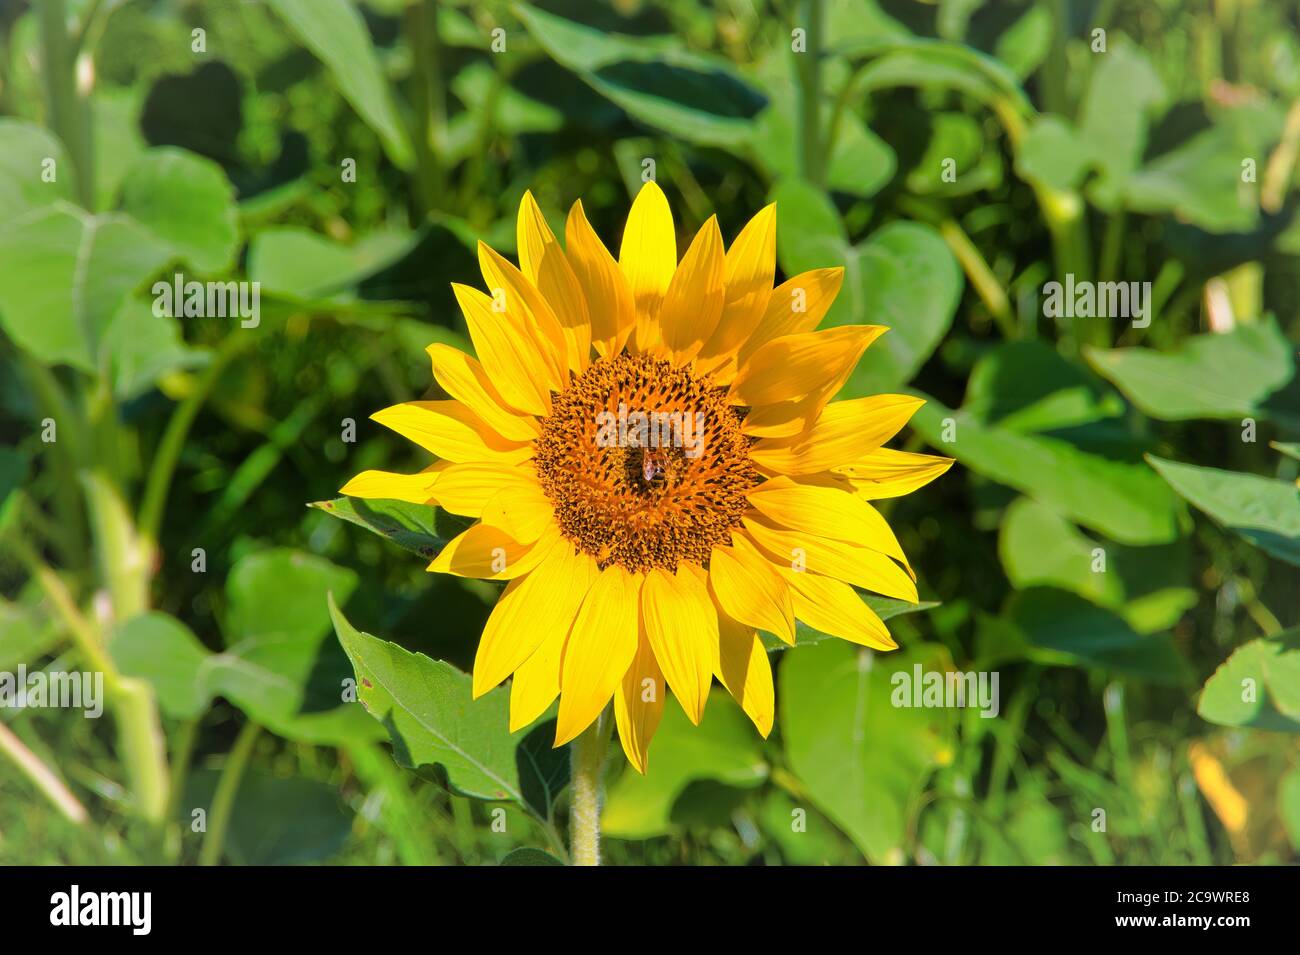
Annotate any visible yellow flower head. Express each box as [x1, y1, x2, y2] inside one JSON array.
[[343, 183, 952, 772]]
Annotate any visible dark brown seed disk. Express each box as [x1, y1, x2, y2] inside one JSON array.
[[533, 353, 759, 574]]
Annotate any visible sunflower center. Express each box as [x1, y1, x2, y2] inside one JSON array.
[[534, 353, 759, 573]]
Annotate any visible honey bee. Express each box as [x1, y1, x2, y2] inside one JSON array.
[[641, 447, 669, 486]]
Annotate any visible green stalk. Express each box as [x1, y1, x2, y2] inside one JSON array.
[[404, 0, 447, 215], [198, 721, 262, 866], [569, 710, 611, 866], [0, 721, 89, 825], [938, 218, 1016, 339], [39, 0, 94, 208], [795, 0, 825, 185], [82, 470, 149, 623], [138, 333, 248, 544], [14, 539, 169, 823]]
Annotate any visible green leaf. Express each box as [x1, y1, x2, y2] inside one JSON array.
[[264, 0, 412, 168], [119, 147, 238, 273], [1147, 455, 1300, 565], [1077, 40, 1166, 206], [1198, 629, 1300, 731], [309, 497, 457, 561], [999, 497, 1195, 633], [1122, 121, 1270, 233], [780, 640, 956, 863], [772, 180, 961, 391], [752, 84, 895, 199], [1006, 588, 1190, 684], [183, 769, 353, 865], [499, 847, 565, 866], [911, 398, 1185, 545], [110, 612, 211, 719], [330, 596, 552, 811], [1085, 320, 1296, 422], [967, 340, 1124, 432], [1016, 116, 1091, 191], [247, 227, 414, 302], [602, 695, 767, 839], [226, 548, 358, 650], [0, 119, 71, 218], [102, 297, 209, 401], [514, 4, 766, 147], [0, 203, 171, 370]]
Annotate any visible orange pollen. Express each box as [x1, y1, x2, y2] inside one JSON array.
[[533, 354, 760, 573]]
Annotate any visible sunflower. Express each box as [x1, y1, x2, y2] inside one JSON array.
[[341, 183, 952, 772]]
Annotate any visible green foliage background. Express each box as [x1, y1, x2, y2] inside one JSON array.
[[1, 0, 1298, 865]]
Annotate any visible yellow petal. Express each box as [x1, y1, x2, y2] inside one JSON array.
[[565, 199, 636, 356], [478, 242, 571, 383], [554, 567, 641, 746], [428, 521, 556, 580], [517, 192, 591, 372], [697, 203, 776, 376], [428, 461, 523, 517], [749, 394, 924, 474], [473, 535, 584, 697], [479, 476, 555, 543], [730, 325, 886, 407], [339, 465, 442, 503], [713, 613, 774, 737], [833, 448, 955, 500], [426, 343, 540, 442], [640, 566, 716, 725], [614, 626, 666, 773], [516, 189, 554, 284], [740, 267, 845, 362], [619, 181, 676, 345], [371, 400, 534, 464], [746, 475, 911, 570], [453, 283, 554, 417], [743, 515, 918, 603], [509, 546, 600, 731], [780, 569, 896, 651], [657, 216, 725, 362], [707, 532, 795, 644]]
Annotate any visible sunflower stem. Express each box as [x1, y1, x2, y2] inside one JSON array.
[[569, 710, 610, 866]]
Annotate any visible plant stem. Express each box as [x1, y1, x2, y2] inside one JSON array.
[[82, 470, 150, 623], [795, 0, 825, 185], [39, 0, 94, 208], [13, 538, 170, 822], [198, 721, 261, 866], [569, 711, 610, 866], [0, 721, 89, 825], [138, 333, 248, 544]]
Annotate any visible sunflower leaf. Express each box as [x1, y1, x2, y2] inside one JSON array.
[[1147, 455, 1300, 566], [310, 497, 460, 561], [779, 640, 956, 863], [329, 596, 563, 815], [1198, 629, 1300, 731]]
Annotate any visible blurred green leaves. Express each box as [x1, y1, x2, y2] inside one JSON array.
[[780, 641, 955, 864], [771, 179, 962, 392], [1199, 629, 1300, 732]]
